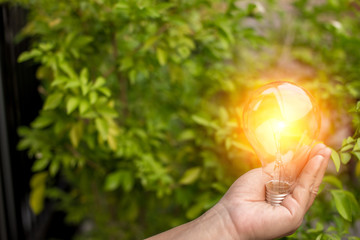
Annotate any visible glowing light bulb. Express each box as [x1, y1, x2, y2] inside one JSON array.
[[242, 81, 321, 205]]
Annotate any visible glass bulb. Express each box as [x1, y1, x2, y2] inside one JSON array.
[[242, 81, 321, 205]]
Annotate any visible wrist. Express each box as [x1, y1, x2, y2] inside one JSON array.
[[198, 203, 244, 240], [146, 202, 245, 240]]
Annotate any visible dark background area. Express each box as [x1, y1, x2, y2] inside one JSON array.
[[0, 4, 77, 240]]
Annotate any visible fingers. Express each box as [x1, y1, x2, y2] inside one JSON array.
[[282, 144, 331, 215], [308, 143, 327, 160], [288, 143, 326, 181], [226, 168, 266, 201], [282, 155, 323, 216], [306, 147, 331, 209]]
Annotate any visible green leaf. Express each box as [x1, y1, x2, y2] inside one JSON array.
[[331, 190, 353, 221], [107, 134, 117, 151], [192, 115, 219, 129], [315, 234, 323, 240], [352, 151, 360, 161], [129, 70, 137, 84], [219, 107, 228, 123], [30, 184, 45, 215], [49, 161, 60, 177], [192, 115, 210, 127], [17, 138, 32, 151], [93, 77, 106, 89], [95, 118, 108, 139], [218, 23, 235, 44], [32, 158, 50, 172], [114, 2, 129, 10], [211, 182, 227, 193], [177, 46, 191, 59], [120, 57, 133, 71], [59, 61, 77, 79], [89, 91, 98, 104], [225, 138, 232, 150], [232, 141, 254, 153], [30, 172, 48, 188], [43, 93, 63, 110], [330, 149, 341, 172], [125, 200, 139, 221], [79, 68, 89, 85], [354, 138, 360, 151], [104, 171, 122, 191], [54, 120, 66, 135], [81, 85, 90, 96], [69, 122, 83, 148], [79, 99, 90, 115], [322, 175, 343, 189], [104, 170, 133, 192], [307, 222, 324, 233], [64, 80, 81, 89], [66, 97, 80, 114], [97, 106, 118, 118], [340, 152, 351, 164], [346, 136, 355, 144], [18, 49, 41, 62], [121, 171, 134, 192], [38, 42, 54, 51], [179, 130, 195, 141], [356, 161, 360, 177], [179, 167, 201, 185], [69, 127, 79, 147], [142, 35, 159, 51], [156, 48, 167, 66], [98, 87, 111, 97], [29, 172, 48, 215], [31, 115, 53, 128], [347, 191, 360, 214], [51, 76, 68, 87], [341, 144, 354, 152], [186, 202, 204, 219], [348, 237, 360, 240]]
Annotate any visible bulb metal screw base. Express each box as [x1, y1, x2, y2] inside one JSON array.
[[265, 181, 291, 206]]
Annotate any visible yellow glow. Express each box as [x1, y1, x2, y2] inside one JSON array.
[[243, 81, 321, 183], [255, 119, 286, 156], [277, 121, 285, 131]]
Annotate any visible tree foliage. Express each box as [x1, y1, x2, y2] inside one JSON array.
[[8, 0, 360, 239]]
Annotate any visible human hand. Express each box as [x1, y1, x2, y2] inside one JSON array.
[[216, 143, 331, 239], [146, 143, 331, 240]]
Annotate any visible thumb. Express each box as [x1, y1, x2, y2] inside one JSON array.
[[282, 145, 330, 216]]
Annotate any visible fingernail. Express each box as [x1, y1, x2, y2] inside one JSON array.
[[325, 147, 332, 155], [318, 147, 331, 156], [317, 143, 326, 148], [313, 155, 324, 169]]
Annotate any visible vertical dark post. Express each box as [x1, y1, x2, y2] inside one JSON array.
[[0, 4, 78, 239], [0, 4, 42, 240], [0, 5, 22, 240]]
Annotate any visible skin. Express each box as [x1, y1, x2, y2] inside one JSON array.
[[146, 143, 331, 240]]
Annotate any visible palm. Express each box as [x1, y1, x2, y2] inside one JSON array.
[[218, 144, 331, 240]]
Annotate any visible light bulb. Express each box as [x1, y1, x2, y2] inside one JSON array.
[[242, 81, 321, 205]]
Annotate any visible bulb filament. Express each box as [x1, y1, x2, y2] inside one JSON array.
[[273, 121, 285, 193]]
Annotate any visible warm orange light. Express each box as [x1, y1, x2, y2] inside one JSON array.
[[243, 81, 321, 203]]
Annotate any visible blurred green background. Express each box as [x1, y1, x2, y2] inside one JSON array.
[[3, 0, 360, 239]]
